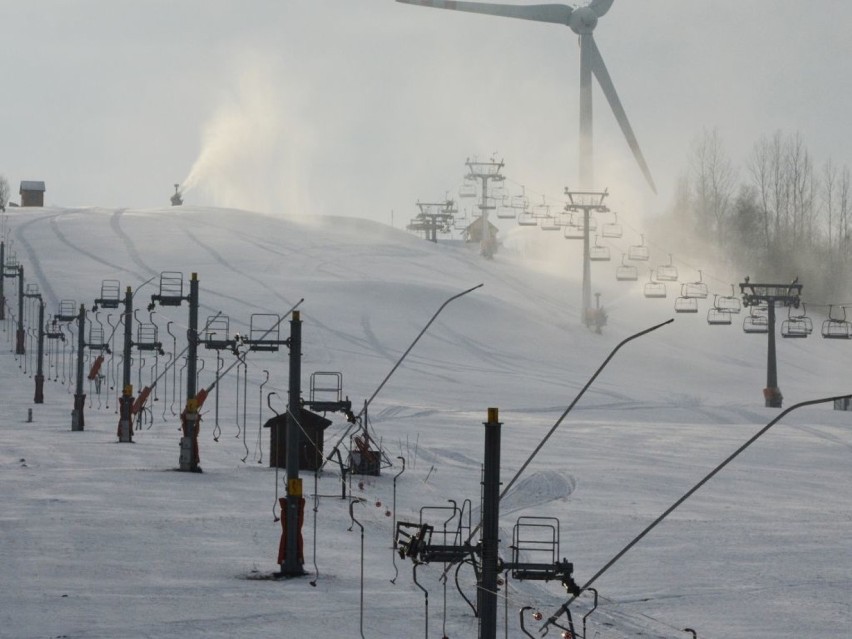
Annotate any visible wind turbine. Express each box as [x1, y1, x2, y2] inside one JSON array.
[[395, 0, 657, 194]]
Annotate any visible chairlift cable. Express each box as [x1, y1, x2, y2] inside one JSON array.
[[321, 284, 483, 472], [540, 392, 852, 634], [451, 318, 674, 564]]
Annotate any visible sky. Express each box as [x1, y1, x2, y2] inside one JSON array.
[[2, 1, 852, 228], [1, 205, 850, 638]]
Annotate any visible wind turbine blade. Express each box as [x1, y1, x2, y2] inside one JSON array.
[[587, 35, 657, 194], [395, 0, 573, 26], [588, 0, 614, 18]]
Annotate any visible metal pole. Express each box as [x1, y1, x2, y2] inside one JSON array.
[[186, 272, 199, 401], [282, 309, 304, 576], [0, 241, 5, 321], [72, 304, 86, 431], [478, 407, 502, 639], [16, 265, 24, 354], [579, 34, 593, 190], [34, 299, 45, 403], [582, 207, 591, 324], [480, 175, 490, 257], [118, 286, 134, 442], [766, 301, 780, 407]]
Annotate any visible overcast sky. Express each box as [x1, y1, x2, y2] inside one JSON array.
[[3, 1, 851, 229]]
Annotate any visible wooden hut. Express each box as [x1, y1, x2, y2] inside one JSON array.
[[19, 181, 46, 207]]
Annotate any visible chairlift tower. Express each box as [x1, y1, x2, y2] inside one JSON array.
[[15, 265, 25, 354], [564, 188, 609, 327], [407, 199, 457, 242], [739, 279, 803, 408], [22, 289, 45, 403], [465, 158, 505, 258], [149, 272, 200, 470]]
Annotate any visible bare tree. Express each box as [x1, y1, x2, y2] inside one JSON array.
[[690, 127, 737, 245], [0, 175, 9, 211]]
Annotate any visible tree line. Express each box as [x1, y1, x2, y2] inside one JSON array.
[[651, 128, 851, 304]]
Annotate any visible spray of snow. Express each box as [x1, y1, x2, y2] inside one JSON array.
[[181, 53, 315, 216]]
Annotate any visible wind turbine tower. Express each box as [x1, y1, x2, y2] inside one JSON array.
[[396, 0, 657, 194]]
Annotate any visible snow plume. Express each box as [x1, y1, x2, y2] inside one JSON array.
[[181, 54, 315, 216]]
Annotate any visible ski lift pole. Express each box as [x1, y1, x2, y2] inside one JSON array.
[[321, 283, 484, 470], [540, 392, 852, 635]]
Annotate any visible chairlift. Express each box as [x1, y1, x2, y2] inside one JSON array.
[[459, 181, 476, 198], [743, 312, 769, 334], [496, 206, 517, 220], [781, 303, 813, 337], [589, 236, 611, 262], [517, 211, 538, 226], [615, 254, 638, 281], [643, 271, 667, 298], [674, 296, 698, 313], [246, 313, 286, 351], [25, 283, 39, 295], [97, 279, 121, 309], [510, 188, 529, 210], [453, 215, 470, 231], [781, 317, 810, 338], [203, 315, 234, 350], [656, 254, 678, 282], [531, 198, 550, 219], [601, 212, 623, 238], [563, 218, 584, 240], [155, 271, 185, 306], [627, 234, 650, 261], [540, 216, 562, 231], [136, 323, 162, 352], [681, 270, 709, 299], [821, 306, 852, 339], [715, 285, 742, 314], [707, 307, 732, 325]]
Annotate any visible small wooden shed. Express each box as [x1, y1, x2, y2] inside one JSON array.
[[265, 408, 332, 471], [463, 216, 498, 244], [19, 181, 46, 207]]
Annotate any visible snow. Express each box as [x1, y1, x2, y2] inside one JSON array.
[[0, 206, 850, 638]]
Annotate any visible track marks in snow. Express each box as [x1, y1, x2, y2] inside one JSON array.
[[110, 210, 159, 277], [500, 470, 577, 516]]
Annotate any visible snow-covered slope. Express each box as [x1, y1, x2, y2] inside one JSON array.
[[1, 206, 849, 638]]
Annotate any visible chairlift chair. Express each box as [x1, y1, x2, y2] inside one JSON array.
[[781, 318, 810, 338], [615, 254, 638, 281], [627, 234, 650, 261], [674, 296, 698, 313], [510, 192, 529, 210], [643, 271, 667, 298], [155, 271, 185, 306], [743, 314, 769, 334], [656, 254, 678, 282], [517, 212, 538, 227], [563, 217, 584, 240], [707, 307, 732, 325], [821, 306, 852, 339], [496, 206, 517, 220], [716, 285, 742, 314], [540, 216, 562, 231], [601, 212, 623, 238], [681, 270, 709, 299], [589, 237, 611, 262], [459, 181, 477, 198]]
